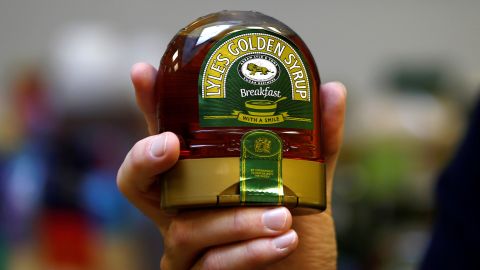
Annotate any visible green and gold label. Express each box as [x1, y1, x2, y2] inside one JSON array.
[[240, 130, 283, 204], [199, 29, 313, 129]]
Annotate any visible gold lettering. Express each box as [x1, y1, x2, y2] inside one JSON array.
[[292, 70, 304, 81], [284, 53, 295, 65], [273, 42, 285, 58], [289, 60, 300, 70], [211, 61, 225, 73], [257, 37, 266, 50], [247, 37, 256, 51], [266, 38, 274, 52], [227, 42, 239, 55], [215, 53, 230, 66]]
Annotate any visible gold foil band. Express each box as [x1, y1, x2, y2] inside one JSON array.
[[160, 157, 326, 211]]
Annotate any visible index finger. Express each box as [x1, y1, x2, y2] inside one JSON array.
[[321, 81, 347, 163], [131, 62, 158, 135]]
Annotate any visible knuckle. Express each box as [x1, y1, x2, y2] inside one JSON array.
[[127, 141, 147, 172], [199, 250, 225, 270], [116, 142, 145, 196], [165, 217, 191, 249], [244, 240, 269, 264], [116, 152, 133, 196], [231, 208, 251, 236]]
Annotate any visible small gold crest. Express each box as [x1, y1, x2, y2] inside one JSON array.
[[254, 137, 271, 154]]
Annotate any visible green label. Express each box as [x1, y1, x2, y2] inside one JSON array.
[[199, 29, 313, 129], [240, 130, 284, 204]]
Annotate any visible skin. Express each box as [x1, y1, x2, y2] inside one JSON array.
[[117, 62, 346, 269]]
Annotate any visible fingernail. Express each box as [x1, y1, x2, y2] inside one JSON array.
[[151, 133, 168, 157], [335, 81, 347, 97], [273, 230, 296, 250], [263, 208, 287, 231]]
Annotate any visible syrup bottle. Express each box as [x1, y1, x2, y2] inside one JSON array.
[[156, 11, 325, 212]]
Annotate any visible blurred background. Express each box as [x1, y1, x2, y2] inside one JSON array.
[[1, 1, 479, 269]]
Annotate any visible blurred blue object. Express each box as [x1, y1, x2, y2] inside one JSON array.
[[2, 138, 50, 243], [80, 168, 132, 229]]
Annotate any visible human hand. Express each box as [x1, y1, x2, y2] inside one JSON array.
[[117, 63, 346, 269]]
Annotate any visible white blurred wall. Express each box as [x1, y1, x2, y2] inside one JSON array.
[[0, 0, 479, 113]]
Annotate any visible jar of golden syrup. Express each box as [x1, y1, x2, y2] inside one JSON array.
[[155, 11, 325, 211]]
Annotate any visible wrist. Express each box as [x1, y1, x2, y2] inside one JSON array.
[[268, 212, 337, 269]]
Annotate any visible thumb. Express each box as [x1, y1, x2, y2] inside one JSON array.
[[117, 131, 180, 196]]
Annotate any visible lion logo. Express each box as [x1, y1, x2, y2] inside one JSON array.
[[247, 63, 273, 76], [238, 55, 279, 84]]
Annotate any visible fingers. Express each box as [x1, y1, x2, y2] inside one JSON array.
[[161, 207, 293, 270], [131, 62, 158, 135], [191, 230, 298, 270], [321, 81, 347, 162], [117, 132, 180, 225]]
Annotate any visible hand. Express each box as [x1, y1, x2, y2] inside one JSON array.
[[117, 63, 346, 269]]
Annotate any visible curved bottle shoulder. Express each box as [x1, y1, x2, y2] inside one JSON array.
[[179, 11, 297, 38], [160, 11, 320, 85]]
